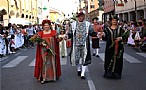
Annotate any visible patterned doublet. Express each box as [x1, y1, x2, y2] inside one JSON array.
[[75, 21, 86, 46]]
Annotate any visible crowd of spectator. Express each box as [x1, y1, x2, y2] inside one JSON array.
[[0, 23, 42, 58], [103, 19, 146, 52]]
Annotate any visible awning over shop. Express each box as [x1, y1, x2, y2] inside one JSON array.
[[9, 18, 31, 25]]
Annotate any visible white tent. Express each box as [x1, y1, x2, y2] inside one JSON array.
[[9, 18, 31, 25]]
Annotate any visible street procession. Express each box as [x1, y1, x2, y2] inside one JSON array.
[[0, 0, 146, 90]]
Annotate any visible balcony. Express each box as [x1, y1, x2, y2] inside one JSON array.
[[117, 3, 124, 6]]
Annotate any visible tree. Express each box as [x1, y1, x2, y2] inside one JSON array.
[[0, 9, 7, 15]]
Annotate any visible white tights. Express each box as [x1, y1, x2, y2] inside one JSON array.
[[93, 48, 99, 55], [77, 65, 87, 76]]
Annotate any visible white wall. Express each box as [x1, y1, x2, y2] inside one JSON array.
[[98, 10, 104, 22], [115, 0, 145, 13]]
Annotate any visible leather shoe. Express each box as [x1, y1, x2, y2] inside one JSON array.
[[81, 76, 85, 79], [92, 53, 96, 56], [96, 55, 99, 57]]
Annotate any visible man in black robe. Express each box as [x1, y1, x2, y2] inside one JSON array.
[[101, 15, 129, 79]]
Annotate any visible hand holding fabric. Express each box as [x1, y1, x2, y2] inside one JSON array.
[[116, 37, 122, 41], [42, 42, 47, 46], [98, 32, 105, 37]]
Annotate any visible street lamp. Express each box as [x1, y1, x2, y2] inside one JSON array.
[[113, 0, 116, 15]]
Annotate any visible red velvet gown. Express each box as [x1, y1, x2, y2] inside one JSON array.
[[34, 30, 61, 81]]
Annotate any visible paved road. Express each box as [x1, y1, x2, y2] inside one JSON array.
[[1, 41, 146, 90]]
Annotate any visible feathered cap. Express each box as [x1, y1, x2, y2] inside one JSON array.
[[42, 19, 51, 26], [109, 15, 119, 21], [76, 12, 85, 17]]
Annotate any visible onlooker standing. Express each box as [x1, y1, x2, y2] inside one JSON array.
[[141, 22, 146, 39], [10, 35, 16, 53], [127, 22, 135, 46], [8, 23, 14, 35], [140, 22, 146, 51], [0, 24, 5, 57], [26, 24, 35, 48]]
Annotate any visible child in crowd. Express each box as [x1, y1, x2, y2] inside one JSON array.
[[10, 35, 16, 53], [58, 30, 67, 58]]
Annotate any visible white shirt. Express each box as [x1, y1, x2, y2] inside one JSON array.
[[26, 27, 34, 35]]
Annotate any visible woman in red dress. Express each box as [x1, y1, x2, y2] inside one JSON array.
[[34, 19, 61, 84]]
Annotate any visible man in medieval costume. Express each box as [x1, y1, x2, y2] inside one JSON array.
[[68, 12, 93, 79]]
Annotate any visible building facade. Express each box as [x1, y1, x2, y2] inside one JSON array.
[[89, 0, 99, 12], [0, 0, 38, 26], [78, 0, 104, 22], [103, 0, 115, 22], [88, 0, 99, 21], [115, 0, 146, 22], [37, 0, 50, 24], [49, 7, 65, 23], [88, 0, 104, 22]]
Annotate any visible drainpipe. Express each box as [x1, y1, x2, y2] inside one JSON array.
[[113, 0, 116, 15], [134, 0, 137, 22], [144, 0, 146, 19]]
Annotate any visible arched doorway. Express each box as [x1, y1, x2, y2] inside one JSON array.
[[29, 15, 31, 19], [0, 9, 7, 22], [16, 12, 20, 18], [32, 16, 34, 19], [26, 15, 28, 18], [10, 10, 15, 18], [119, 13, 123, 22], [137, 10, 144, 20], [123, 13, 128, 22], [130, 11, 135, 22], [21, 14, 24, 18], [0, 9, 7, 15], [0, 15, 3, 22]]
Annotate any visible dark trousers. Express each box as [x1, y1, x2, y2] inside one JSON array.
[[24, 35, 29, 47], [28, 35, 34, 47]]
